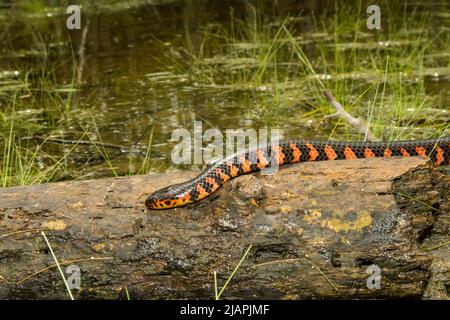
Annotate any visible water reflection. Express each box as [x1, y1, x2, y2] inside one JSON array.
[[0, 0, 448, 181]]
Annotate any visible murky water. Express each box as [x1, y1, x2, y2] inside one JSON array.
[[0, 0, 449, 182]]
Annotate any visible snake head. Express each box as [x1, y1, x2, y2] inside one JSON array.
[[145, 186, 172, 209], [144, 194, 161, 209], [145, 184, 189, 210]]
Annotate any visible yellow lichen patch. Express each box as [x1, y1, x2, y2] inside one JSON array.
[[42, 220, 67, 231], [329, 209, 347, 218], [323, 210, 372, 233], [279, 206, 293, 214], [303, 210, 322, 223], [92, 243, 106, 253], [295, 227, 304, 236], [70, 201, 84, 209]]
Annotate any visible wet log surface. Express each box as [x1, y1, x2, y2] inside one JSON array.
[[0, 157, 449, 299]]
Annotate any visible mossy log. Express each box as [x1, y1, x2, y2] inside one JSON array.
[[0, 157, 449, 299]]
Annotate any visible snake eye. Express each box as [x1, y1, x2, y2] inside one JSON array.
[[145, 196, 158, 209]]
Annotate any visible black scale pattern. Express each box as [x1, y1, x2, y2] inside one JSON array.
[[146, 137, 450, 209]]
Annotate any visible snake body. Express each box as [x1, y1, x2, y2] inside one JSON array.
[[145, 137, 450, 209]]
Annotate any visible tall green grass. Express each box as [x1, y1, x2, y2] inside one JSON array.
[[1, 0, 448, 187], [159, 1, 449, 140], [0, 9, 154, 185]]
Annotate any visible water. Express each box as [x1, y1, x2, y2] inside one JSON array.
[[0, 0, 449, 182]]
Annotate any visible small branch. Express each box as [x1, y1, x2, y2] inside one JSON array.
[[0, 228, 42, 239], [304, 257, 338, 291], [0, 274, 8, 283], [77, 20, 90, 86], [422, 240, 450, 251], [323, 90, 379, 142], [23, 135, 145, 155], [41, 231, 74, 300], [248, 257, 338, 291], [131, 123, 153, 148], [216, 244, 252, 300], [213, 271, 218, 300], [17, 257, 113, 285]]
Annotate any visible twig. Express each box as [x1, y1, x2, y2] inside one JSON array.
[[421, 240, 450, 251], [249, 257, 338, 291], [248, 258, 302, 269], [17, 256, 113, 285], [131, 123, 153, 148], [305, 258, 338, 291], [125, 287, 131, 300], [395, 191, 443, 213], [23, 135, 145, 155], [215, 244, 252, 300], [323, 90, 379, 142], [0, 228, 42, 239], [41, 231, 74, 300], [213, 271, 218, 300], [77, 20, 90, 85]]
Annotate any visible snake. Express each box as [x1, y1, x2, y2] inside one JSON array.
[[145, 137, 450, 209]]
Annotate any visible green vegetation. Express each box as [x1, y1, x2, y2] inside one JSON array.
[[214, 244, 252, 300], [160, 1, 449, 140], [0, 0, 449, 187], [5, 0, 180, 16]]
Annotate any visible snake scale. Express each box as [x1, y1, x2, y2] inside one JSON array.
[[145, 137, 450, 209]]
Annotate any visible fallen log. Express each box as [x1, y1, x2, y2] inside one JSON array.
[[0, 157, 448, 299]]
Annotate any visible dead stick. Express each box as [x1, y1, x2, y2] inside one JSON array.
[[131, 123, 153, 148], [77, 20, 90, 85], [23, 135, 145, 155], [323, 90, 379, 142]]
